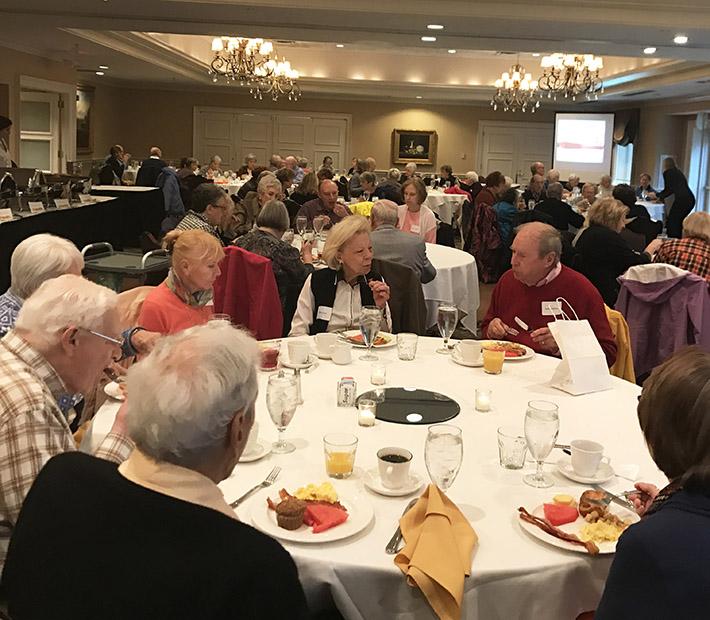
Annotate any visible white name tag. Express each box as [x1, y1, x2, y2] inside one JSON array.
[[28, 201, 45, 213], [0, 208, 13, 223], [78, 194, 93, 204], [316, 306, 333, 322], [54, 198, 70, 209], [541, 301, 562, 316], [410, 224, 421, 234]]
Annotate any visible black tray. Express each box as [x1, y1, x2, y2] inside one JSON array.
[[356, 387, 460, 425]]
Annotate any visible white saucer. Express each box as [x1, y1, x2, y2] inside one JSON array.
[[451, 349, 483, 368], [239, 439, 272, 463], [280, 354, 318, 370], [314, 350, 332, 360], [556, 456, 615, 484], [363, 468, 424, 497], [103, 381, 125, 401]]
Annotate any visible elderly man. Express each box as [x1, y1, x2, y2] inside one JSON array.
[[269, 153, 284, 171], [374, 168, 404, 204], [522, 174, 547, 207], [135, 146, 168, 187], [400, 162, 418, 183], [370, 200, 436, 283], [0, 275, 133, 565], [570, 182, 597, 212], [459, 171, 482, 200], [567, 174, 581, 194], [530, 161, 545, 177], [176, 182, 234, 244], [298, 179, 351, 228], [200, 155, 223, 179], [2, 322, 308, 618], [597, 174, 614, 199], [535, 182, 584, 231], [481, 222, 616, 365], [284, 155, 305, 185]]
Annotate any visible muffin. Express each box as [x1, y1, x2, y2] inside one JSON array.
[[275, 498, 307, 530]]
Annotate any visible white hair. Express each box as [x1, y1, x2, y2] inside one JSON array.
[[464, 171, 479, 183], [257, 173, 282, 195], [9, 234, 84, 299], [126, 322, 259, 468], [371, 200, 399, 226], [14, 274, 117, 347], [387, 168, 401, 180], [405, 162, 417, 173], [211, 155, 222, 164]]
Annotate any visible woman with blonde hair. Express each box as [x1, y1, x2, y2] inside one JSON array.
[[289, 215, 391, 335], [654, 211, 710, 281], [138, 229, 225, 334], [398, 177, 437, 243], [574, 197, 662, 306]]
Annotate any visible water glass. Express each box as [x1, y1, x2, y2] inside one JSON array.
[[266, 373, 299, 454], [497, 426, 527, 470], [424, 424, 463, 491], [209, 313, 231, 323], [359, 305, 381, 361], [397, 333, 418, 360], [523, 401, 560, 488], [323, 433, 358, 479], [296, 215, 308, 237], [436, 304, 458, 354]]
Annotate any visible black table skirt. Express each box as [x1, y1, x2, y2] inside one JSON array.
[[0, 188, 163, 293]]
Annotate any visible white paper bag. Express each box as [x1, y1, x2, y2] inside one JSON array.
[[548, 316, 612, 396]]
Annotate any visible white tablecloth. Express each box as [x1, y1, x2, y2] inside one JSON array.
[[85, 337, 663, 619], [422, 243, 479, 332], [637, 200, 666, 222], [424, 190, 467, 225]]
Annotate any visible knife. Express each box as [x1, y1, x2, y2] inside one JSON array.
[[385, 498, 418, 554], [593, 484, 634, 510]]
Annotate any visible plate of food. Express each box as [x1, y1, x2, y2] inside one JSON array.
[[251, 481, 374, 543], [518, 490, 638, 555], [479, 340, 534, 361], [338, 330, 396, 349]]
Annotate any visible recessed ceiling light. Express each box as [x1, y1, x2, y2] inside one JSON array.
[[448, 49, 457, 54], [644, 47, 657, 54], [415, 95, 423, 99], [95, 71, 105, 76], [427, 24, 444, 30], [674, 34, 688, 44], [98, 65, 109, 69], [335, 44, 344, 48], [421, 36, 437, 42], [532, 53, 540, 57]]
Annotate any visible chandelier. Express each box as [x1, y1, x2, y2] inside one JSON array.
[[252, 59, 301, 101], [490, 61, 540, 113], [538, 53, 604, 101]]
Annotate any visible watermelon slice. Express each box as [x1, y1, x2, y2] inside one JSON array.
[[543, 503, 579, 526], [304, 504, 349, 533]]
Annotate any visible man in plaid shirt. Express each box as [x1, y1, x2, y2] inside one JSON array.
[[0, 275, 133, 565]]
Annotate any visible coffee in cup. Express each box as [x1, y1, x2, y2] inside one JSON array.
[[377, 447, 413, 489], [570, 439, 610, 477]]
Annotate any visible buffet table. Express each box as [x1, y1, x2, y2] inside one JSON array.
[[86, 336, 663, 620]]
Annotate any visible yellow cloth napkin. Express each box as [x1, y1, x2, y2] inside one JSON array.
[[350, 201, 374, 217], [394, 484, 477, 620]]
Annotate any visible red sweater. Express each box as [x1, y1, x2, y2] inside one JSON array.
[[481, 266, 617, 366], [138, 282, 212, 335]]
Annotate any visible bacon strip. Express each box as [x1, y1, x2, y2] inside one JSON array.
[[518, 507, 599, 555]]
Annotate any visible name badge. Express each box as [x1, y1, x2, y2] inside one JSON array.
[[28, 201, 45, 213], [54, 198, 70, 209], [316, 306, 333, 322], [78, 194, 94, 204], [541, 301, 562, 316], [410, 224, 421, 234], [0, 208, 13, 223]]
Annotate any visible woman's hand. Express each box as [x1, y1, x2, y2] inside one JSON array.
[[629, 482, 659, 517], [300, 241, 314, 264], [369, 280, 390, 309], [530, 326, 560, 355]]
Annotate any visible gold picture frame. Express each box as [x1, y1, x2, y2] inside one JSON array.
[[391, 129, 438, 165]]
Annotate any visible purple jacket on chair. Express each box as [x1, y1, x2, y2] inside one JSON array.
[[615, 270, 710, 377]]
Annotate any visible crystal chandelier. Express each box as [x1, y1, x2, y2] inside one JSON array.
[[538, 53, 604, 101], [209, 37, 275, 85], [490, 61, 540, 113], [251, 59, 301, 101]]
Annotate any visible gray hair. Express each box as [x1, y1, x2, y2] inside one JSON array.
[[405, 162, 417, 173], [547, 182, 563, 200], [464, 171, 479, 183], [371, 200, 399, 227], [10, 234, 84, 299], [14, 274, 117, 348], [547, 168, 560, 183], [257, 173, 282, 195], [387, 168, 401, 180], [244, 153, 256, 163], [191, 183, 228, 213], [256, 199, 290, 232], [521, 222, 562, 261], [361, 171, 376, 186], [210, 155, 222, 165], [126, 322, 259, 469]]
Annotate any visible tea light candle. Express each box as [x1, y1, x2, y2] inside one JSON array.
[[357, 399, 377, 427], [370, 363, 386, 385], [475, 388, 492, 412]]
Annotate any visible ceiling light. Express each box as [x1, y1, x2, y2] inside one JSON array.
[[95, 71, 105, 76], [98, 65, 109, 69], [674, 34, 688, 45], [421, 36, 437, 42], [427, 24, 444, 30], [643, 47, 656, 55], [448, 49, 457, 54], [491, 60, 539, 113], [538, 53, 604, 101], [415, 95, 423, 99], [336, 44, 344, 48]]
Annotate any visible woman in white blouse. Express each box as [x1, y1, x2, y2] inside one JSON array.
[[289, 215, 391, 336], [398, 178, 437, 243]]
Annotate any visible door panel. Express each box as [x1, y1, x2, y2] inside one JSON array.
[[197, 111, 234, 168]]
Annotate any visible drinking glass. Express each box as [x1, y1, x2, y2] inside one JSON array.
[[436, 304, 458, 354], [497, 426, 527, 470], [313, 215, 325, 237], [282, 229, 295, 245], [208, 313, 231, 323], [424, 424, 463, 491], [323, 433, 358, 479], [523, 400, 560, 488], [296, 215, 308, 237], [396, 333, 418, 361], [359, 305, 382, 361], [266, 373, 299, 454]]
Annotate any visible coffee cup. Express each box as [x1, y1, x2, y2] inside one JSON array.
[[288, 340, 310, 365], [315, 333, 337, 358], [243, 421, 260, 456], [570, 439, 610, 477], [455, 340, 482, 364], [377, 447, 413, 489], [331, 342, 352, 365]]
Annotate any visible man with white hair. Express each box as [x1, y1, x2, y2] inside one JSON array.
[[2, 322, 308, 618], [370, 200, 436, 283], [0, 275, 133, 565], [530, 161, 545, 177], [135, 146, 168, 187], [459, 171, 482, 201], [400, 162, 418, 184], [284, 155, 305, 184], [200, 154, 223, 179]]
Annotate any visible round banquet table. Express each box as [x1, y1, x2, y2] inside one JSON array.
[[85, 336, 665, 620], [424, 190, 466, 225], [422, 243, 479, 332]]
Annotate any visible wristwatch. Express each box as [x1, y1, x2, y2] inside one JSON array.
[[120, 326, 146, 359]]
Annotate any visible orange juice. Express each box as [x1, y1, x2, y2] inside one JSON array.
[[325, 451, 355, 478], [483, 349, 505, 374]]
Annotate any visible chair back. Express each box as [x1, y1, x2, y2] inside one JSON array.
[[372, 258, 427, 335], [604, 305, 635, 383], [460, 199, 474, 251]]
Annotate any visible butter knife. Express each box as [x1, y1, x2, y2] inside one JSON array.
[[593, 484, 634, 510], [385, 498, 418, 554]]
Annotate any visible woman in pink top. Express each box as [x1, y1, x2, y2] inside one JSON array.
[[397, 177, 437, 243], [138, 229, 225, 335]]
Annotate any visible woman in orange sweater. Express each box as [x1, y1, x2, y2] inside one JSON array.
[[138, 229, 225, 335]]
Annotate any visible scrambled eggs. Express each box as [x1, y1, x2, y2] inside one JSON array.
[[578, 520, 627, 543], [294, 482, 339, 503]]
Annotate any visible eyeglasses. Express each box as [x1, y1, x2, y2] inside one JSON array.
[[81, 328, 123, 347]]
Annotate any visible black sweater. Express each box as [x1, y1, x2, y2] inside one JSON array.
[[1, 452, 308, 620]]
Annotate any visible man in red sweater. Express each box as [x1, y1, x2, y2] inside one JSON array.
[[481, 222, 617, 366]]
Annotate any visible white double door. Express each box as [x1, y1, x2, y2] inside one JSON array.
[[193, 106, 351, 172], [477, 121, 554, 185]]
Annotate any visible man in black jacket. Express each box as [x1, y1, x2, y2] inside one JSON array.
[[535, 182, 584, 231], [135, 146, 168, 187]]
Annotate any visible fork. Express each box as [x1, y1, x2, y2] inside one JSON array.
[[385, 498, 418, 554], [230, 466, 281, 508]]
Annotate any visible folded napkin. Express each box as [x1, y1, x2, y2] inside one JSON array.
[[394, 484, 477, 620]]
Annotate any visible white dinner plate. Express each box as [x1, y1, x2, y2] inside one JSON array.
[[238, 439, 272, 463], [251, 488, 374, 543], [103, 381, 125, 401], [518, 503, 638, 555], [479, 340, 535, 361], [556, 456, 615, 484], [280, 354, 318, 370], [338, 330, 396, 349], [451, 349, 483, 368], [363, 469, 424, 497]]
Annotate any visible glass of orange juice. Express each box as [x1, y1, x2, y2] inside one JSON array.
[[323, 433, 358, 479], [483, 348, 505, 374]]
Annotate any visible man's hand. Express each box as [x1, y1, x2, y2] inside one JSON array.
[[333, 203, 349, 219], [645, 238, 663, 255], [487, 318, 512, 339], [130, 330, 160, 355], [530, 326, 560, 355], [369, 280, 390, 309]]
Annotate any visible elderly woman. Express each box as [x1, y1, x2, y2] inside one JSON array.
[[596, 347, 710, 619], [398, 177, 437, 243], [439, 164, 457, 187], [2, 322, 308, 618], [574, 197, 662, 307], [139, 229, 225, 335], [290, 215, 391, 335], [475, 171, 507, 210], [290, 171, 318, 206], [0, 233, 84, 337], [177, 157, 199, 180], [359, 171, 377, 202], [236, 200, 315, 335], [236, 153, 257, 178], [654, 211, 710, 281], [635, 172, 657, 199], [233, 173, 282, 237], [596, 174, 614, 199]]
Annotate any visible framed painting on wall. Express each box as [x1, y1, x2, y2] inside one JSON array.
[[76, 85, 94, 155], [391, 129, 437, 165]]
